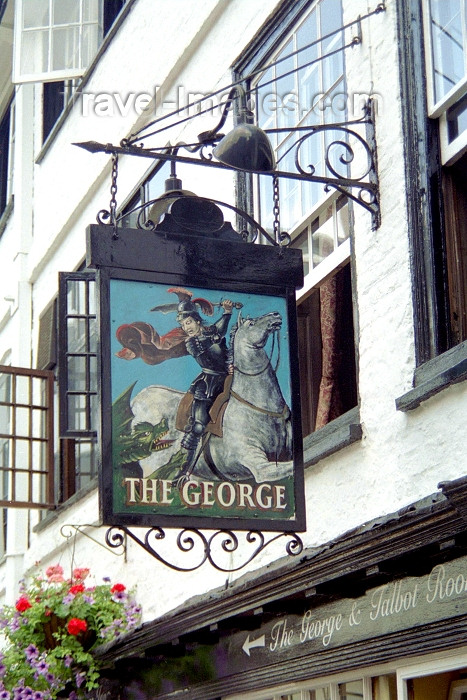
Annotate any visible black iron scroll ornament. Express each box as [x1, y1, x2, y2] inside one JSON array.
[[105, 526, 303, 573], [78, 99, 380, 234]]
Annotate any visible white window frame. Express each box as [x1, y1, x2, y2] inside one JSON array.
[[223, 675, 372, 700], [439, 101, 467, 165], [12, 0, 101, 84], [422, 0, 467, 118], [396, 648, 467, 700], [292, 193, 351, 301], [422, 0, 467, 165]]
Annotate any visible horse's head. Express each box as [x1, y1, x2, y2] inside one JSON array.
[[234, 311, 282, 350]]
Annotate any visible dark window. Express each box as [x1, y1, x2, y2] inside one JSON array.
[[297, 263, 357, 435], [103, 0, 126, 35], [0, 100, 13, 217], [42, 81, 65, 143], [442, 152, 467, 346], [36, 298, 57, 371]]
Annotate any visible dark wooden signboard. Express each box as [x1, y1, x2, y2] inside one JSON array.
[[118, 556, 467, 698], [86, 216, 305, 532]]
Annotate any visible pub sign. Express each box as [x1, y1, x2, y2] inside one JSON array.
[[87, 206, 305, 532]]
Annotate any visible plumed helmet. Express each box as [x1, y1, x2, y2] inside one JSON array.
[[176, 299, 200, 322]]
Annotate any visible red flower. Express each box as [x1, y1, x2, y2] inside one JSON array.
[[15, 596, 32, 613], [68, 584, 85, 595], [67, 618, 88, 636], [110, 583, 126, 593]]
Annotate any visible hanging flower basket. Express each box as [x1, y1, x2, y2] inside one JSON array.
[[0, 564, 142, 699], [42, 613, 66, 650]]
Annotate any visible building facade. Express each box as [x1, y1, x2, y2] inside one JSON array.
[[0, 0, 466, 698]]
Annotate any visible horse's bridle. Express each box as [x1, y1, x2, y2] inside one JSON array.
[[232, 327, 281, 376]]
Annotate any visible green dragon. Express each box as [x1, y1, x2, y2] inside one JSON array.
[[112, 383, 185, 477]]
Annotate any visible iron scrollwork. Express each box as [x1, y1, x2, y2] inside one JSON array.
[[105, 526, 303, 573], [272, 102, 380, 228], [76, 100, 380, 233]]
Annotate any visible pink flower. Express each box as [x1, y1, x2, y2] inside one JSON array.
[[72, 567, 90, 581], [45, 564, 64, 582]]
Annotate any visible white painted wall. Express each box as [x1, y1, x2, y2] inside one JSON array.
[[0, 0, 465, 623]]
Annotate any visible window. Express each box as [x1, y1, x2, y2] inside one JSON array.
[[243, 0, 358, 437], [423, 0, 467, 352], [424, 1, 467, 115], [397, 655, 467, 700], [395, 0, 467, 409], [224, 675, 394, 700], [36, 273, 98, 501], [39, 1, 127, 141], [13, 0, 101, 84], [119, 160, 171, 228], [42, 79, 77, 142], [253, 0, 348, 235], [297, 263, 357, 435], [0, 365, 55, 509], [58, 271, 97, 438], [0, 98, 14, 220]]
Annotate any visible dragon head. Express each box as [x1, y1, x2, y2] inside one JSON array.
[[118, 416, 174, 465]]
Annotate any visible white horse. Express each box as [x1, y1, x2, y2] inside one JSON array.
[[131, 311, 293, 483], [201, 310, 293, 482]]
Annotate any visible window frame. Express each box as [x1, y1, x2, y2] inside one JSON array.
[[235, 0, 360, 447], [395, 0, 467, 410], [0, 97, 15, 220], [0, 364, 55, 509], [58, 270, 97, 439], [422, 0, 467, 167], [223, 675, 373, 700], [39, 1, 127, 145], [396, 650, 467, 700], [250, 0, 349, 243], [422, 0, 467, 119], [12, 0, 102, 84]]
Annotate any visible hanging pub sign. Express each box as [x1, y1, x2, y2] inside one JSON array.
[[87, 196, 305, 532]]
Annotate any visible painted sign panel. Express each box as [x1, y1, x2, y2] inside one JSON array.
[[99, 272, 304, 531]]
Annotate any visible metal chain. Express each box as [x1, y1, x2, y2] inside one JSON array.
[[272, 174, 281, 246], [109, 152, 119, 238]]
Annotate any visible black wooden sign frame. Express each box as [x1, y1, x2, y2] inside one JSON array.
[[87, 222, 305, 532]]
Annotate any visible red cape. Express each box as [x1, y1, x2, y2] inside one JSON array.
[[115, 322, 188, 365]]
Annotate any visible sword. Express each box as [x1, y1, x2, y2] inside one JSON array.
[[150, 300, 243, 313]]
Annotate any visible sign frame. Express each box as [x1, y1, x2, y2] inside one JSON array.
[[88, 222, 305, 532]]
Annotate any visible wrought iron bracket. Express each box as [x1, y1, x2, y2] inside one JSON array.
[[74, 100, 381, 232], [61, 523, 127, 559], [105, 526, 303, 573]]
